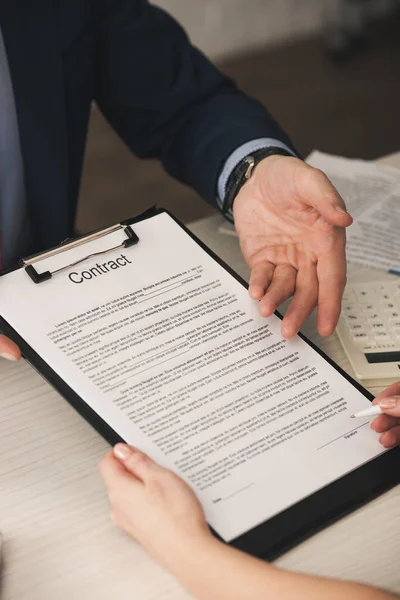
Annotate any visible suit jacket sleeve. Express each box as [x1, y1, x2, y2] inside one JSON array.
[[94, 0, 296, 206]]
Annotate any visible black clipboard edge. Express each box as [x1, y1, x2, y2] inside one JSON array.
[[0, 206, 398, 561], [229, 447, 399, 559], [0, 318, 125, 448]]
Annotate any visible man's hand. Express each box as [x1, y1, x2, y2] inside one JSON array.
[[371, 383, 400, 448], [0, 334, 21, 361], [233, 155, 353, 339]]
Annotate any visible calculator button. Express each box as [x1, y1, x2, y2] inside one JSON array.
[[366, 312, 384, 322], [344, 313, 365, 327], [365, 309, 380, 318], [363, 303, 375, 311], [370, 321, 386, 330], [381, 301, 396, 310], [373, 332, 392, 344], [384, 310, 400, 320], [373, 329, 389, 337], [380, 293, 395, 302], [352, 332, 372, 346], [363, 343, 377, 351], [354, 289, 375, 304], [389, 319, 400, 330], [347, 324, 366, 333], [342, 303, 358, 313]]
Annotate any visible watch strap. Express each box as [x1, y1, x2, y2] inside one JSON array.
[[221, 146, 294, 215]]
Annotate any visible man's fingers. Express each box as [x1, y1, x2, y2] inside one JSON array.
[[249, 263, 275, 301], [0, 334, 21, 360], [379, 426, 400, 448], [258, 265, 296, 319], [371, 414, 399, 433], [281, 263, 318, 339], [113, 444, 158, 482], [316, 234, 347, 336], [298, 166, 353, 227]]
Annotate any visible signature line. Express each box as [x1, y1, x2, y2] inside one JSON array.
[[223, 483, 255, 501], [317, 422, 369, 450]]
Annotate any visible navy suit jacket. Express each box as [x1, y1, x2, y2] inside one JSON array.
[[0, 0, 294, 255]]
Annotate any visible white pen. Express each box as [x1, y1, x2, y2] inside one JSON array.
[[350, 405, 383, 419]]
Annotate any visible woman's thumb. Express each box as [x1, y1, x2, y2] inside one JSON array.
[[0, 334, 21, 360], [113, 444, 155, 481]]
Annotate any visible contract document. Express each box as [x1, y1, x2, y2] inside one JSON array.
[[0, 211, 391, 546]]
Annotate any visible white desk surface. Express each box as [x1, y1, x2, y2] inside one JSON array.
[[1, 154, 400, 599]]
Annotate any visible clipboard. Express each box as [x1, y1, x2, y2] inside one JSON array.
[[0, 206, 398, 560]]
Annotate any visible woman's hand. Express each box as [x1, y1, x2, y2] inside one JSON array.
[[99, 444, 211, 564], [99, 446, 392, 600], [371, 382, 400, 448]]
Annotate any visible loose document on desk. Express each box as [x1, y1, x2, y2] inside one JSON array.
[[308, 151, 400, 272], [0, 212, 386, 542]]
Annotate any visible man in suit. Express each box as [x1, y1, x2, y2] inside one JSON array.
[[0, 0, 352, 360]]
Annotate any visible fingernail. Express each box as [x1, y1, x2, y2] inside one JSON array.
[[336, 207, 348, 214], [0, 352, 18, 361], [282, 327, 295, 340], [379, 396, 400, 410], [113, 444, 132, 460]]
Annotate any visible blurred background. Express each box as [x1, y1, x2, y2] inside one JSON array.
[[76, 0, 400, 233]]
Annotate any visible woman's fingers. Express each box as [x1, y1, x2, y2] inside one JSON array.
[[372, 383, 400, 404], [377, 396, 400, 417], [370, 414, 398, 433], [370, 392, 400, 448], [379, 426, 400, 448]]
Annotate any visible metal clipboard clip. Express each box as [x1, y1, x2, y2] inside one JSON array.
[[22, 222, 139, 284]]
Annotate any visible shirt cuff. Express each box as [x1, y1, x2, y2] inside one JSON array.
[[217, 138, 297, 206]]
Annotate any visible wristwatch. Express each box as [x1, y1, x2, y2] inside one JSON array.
[[220, 146, 294, 216]]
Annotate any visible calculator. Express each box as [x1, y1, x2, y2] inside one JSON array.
[[336, 280, 400, 382]]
